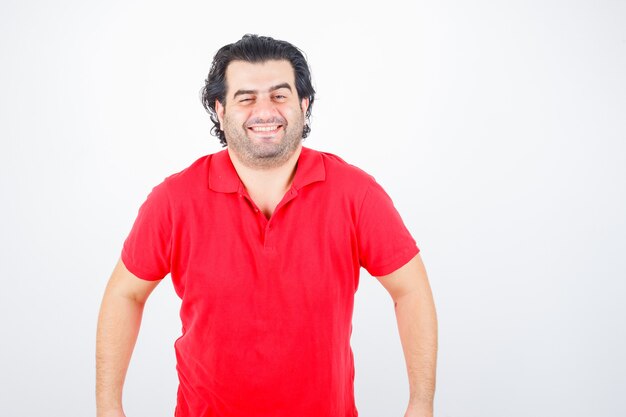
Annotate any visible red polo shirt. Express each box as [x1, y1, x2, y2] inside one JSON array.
[[122, 146, 419, 417]]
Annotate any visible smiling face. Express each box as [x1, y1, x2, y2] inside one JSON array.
[[215, 59, 310, 170]]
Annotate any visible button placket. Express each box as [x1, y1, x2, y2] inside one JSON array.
[[264, 222, 273, 249], [262, 188, 299, 250], [237, 191, 269, 248]]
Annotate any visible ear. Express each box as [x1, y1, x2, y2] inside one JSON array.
[[215, 99, 225, 129], [300, 97, 310, 115]]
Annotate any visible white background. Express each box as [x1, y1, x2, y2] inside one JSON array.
[[1, 1, 625, 416]]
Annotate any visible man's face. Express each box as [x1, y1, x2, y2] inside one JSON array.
[[216, 59, 309, 170]]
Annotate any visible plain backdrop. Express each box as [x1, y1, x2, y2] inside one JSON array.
[[1, 1, 625, 416]]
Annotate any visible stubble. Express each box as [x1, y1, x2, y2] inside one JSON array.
[[222, 112, 305, 170]]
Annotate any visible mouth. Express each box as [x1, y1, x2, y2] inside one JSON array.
[[247, 124, 284, 135]]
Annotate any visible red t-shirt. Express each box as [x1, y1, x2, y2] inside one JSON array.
[[122, 147, 419, 417]]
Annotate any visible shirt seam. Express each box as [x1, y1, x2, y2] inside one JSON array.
[[354, 178, 375, 234], [163, 179, 174, 271]]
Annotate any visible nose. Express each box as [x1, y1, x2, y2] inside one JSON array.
[[250, 96, 279, 120]]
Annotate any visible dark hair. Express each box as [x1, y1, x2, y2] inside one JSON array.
[[200, 34, 316, 147]]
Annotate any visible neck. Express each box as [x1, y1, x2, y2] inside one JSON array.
[[228, 145, 302, 194]]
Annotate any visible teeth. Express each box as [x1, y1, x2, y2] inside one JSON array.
[[251, 125, 278, 132]]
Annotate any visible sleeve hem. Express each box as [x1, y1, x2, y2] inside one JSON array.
[[121, 248, 166, 281], [366, 244, 420, 277]]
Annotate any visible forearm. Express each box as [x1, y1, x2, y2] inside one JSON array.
[[96, 290, 145, 416], [394, 289, 438, 412]]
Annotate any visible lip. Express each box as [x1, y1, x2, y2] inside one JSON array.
[[247, 124, 284, 135]]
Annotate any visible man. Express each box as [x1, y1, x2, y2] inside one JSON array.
[[96, 34, 437, 417]]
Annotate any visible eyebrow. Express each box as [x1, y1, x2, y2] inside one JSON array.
[[233, 83, 293, 98]]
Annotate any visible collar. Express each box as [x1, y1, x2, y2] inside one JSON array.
[[208, 146, 326, 193]]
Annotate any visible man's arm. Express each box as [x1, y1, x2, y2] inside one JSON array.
[[96, 258, 161, 417], [375, 254, 438, 417]]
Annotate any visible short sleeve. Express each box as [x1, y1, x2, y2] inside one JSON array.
[[121, 181, 172, 281], [356, 179, 419, 277]]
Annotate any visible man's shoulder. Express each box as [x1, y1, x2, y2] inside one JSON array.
[[158, 152, 216, 192], [309, 148, 376, 187]]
